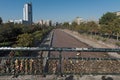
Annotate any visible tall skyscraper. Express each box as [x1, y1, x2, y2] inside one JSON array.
[[23, 2, 33, 25]]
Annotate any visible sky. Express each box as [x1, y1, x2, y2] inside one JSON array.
[[0, 0, 120, 23]]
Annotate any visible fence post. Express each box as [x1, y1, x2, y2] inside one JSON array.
[[59, 51, 62, 76]]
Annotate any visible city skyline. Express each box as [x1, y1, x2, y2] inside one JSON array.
[[1, 0, 120, 23]]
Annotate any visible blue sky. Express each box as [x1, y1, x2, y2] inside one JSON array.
[[0, 0, 120, 23]]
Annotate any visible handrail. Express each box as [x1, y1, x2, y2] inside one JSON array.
[[0, 47, 120, 52]]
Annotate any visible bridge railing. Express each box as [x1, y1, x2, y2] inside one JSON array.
[[0, 57, 43, 75], [62, 57, 120, 75], [0, 57, 120, 75], [0, 47, 120, 76]]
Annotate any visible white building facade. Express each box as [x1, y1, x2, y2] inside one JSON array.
[[38, 20, 52, 26], [74, 17, 83, 25], [14, 19, 23, 24]]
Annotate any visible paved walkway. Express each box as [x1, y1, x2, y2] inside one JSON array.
[[63, 29, 120, 58]]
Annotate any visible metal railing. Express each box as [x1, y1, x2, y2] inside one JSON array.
[[0, 57, 43, 75], [0, 47, 120, 76], [1, 47, 120, 52]]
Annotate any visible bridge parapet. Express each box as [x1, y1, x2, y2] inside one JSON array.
[[0, 57, 120, 75], [0, 47, 120, 76]]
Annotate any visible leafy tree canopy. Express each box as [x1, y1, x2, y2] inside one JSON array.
[[16, 33, 34, 47], [0, 17, 2, 25], [99, 12, 118, 25]]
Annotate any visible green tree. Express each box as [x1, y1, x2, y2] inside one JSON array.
[[78, 22, 87, 33], [0, 17, 2, 25], [99, 12, 117, 25], [0, 35, 4, 42], [0, 24, 13, 41], [100, 24, 113, 39], [32, 31, 43, 45], [62, 22, 69, 29], [71, 22, 78, 30], [12, 27, 22, 37], [112, 19, 120, 41], [86, 21, 99, 35], [16, 33, 34, 47]]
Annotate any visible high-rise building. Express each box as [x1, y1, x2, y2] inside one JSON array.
[[23, 2, 33, 25]]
